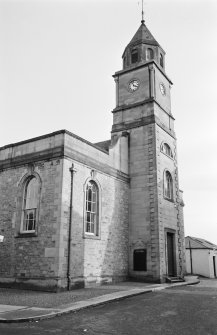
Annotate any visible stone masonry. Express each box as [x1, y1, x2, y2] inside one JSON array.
[[0, 19, 185, 291], [0, 131, 129, 291]]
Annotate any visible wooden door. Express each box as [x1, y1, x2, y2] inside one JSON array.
[[167, 233, 176, 276], [213, 256, 216, 277]]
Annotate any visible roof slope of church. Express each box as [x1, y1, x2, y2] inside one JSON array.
[[94, 140, 111, 152], [130, 21, 159, 46], [185, 236, 217, 250]]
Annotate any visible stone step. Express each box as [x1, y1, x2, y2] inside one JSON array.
[[166, 276, 185, 283]]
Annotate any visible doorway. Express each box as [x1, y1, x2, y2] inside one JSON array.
[[213, 256, 216, 277], [167, 232, 176, 276]]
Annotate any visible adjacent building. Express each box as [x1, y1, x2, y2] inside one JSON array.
[[185, 236, 217, 278]]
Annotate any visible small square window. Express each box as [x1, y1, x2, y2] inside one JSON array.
[[134, 249, 147, 271]]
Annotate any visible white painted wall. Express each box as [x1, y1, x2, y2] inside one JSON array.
[[185, 249, 217, 278]]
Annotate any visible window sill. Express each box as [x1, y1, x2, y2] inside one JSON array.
[[163, 196, 174, 203], [160, 151, 174, 160], [83, 233, 100, 240], [16, 232, 38, 238]]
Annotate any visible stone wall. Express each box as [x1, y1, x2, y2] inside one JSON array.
[[0, 130, 129, 291], [58, 157, 129, 289], [127, 122, 160, 282], [113, 111, 185, 283], [0, 159, 63, 291], [156, 123, 185, 279]]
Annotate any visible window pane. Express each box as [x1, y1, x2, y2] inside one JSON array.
[[92, 202, 96, 213], [164, 171, 173, 199], [90, 222, 95, 234], [91, 213, 96, 224], [27, 219, 35, 231], [92, 191, 96, 202], [23, 209, 36, 231], [86, 212, 91, 222], [86, 221, 91, 233], [25, 178, 39, 209], [87, 201, 91, 212], [87, 188, 92, 202]]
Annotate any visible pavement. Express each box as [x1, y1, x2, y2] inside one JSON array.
[[0, 276, 199, 323]]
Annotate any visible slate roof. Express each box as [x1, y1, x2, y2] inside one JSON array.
[[123, 21, 163, 57], [94, 140, 111, 152], [185, 236, 217, 250], [129, 21, 160, 47]]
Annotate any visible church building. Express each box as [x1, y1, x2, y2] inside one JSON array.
[[0, 18, 185, 291]]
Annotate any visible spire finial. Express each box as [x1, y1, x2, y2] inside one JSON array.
[[141, 0, 145, 24]]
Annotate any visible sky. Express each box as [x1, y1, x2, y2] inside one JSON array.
[[0, 0, 217, 243]]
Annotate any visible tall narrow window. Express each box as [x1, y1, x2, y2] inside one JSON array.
[[131, 48, 139, 64], [85, 181, 99, 236], [164, 171, 173, 200], [160, 53, 164, 67], [146, 48, 154, 60], [21, 177, 39, 233]]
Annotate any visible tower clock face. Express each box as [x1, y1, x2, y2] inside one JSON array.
[[128, 79, 140, 92], [159, 82, 166, 96]]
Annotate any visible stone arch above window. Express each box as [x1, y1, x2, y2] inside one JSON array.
[[164, 170, 173, 201], [84, 179, 100, 238], [131, 48, 139, 64], [20, 174, 41, 234], [146, 48, 154, 61], [161, 142, 173, 158]]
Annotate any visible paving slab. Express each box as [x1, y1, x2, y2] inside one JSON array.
[[0, 276, 200, 323], [0, 307, 57, 321], [0, 305, 27, 313]]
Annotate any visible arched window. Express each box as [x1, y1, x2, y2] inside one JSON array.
[[85, 181, 99, 236], [161, 143, 173, 158], [146, 48, 154, 60], [164, 171, 173, 200], [131, 48, 139, 64], [160, 53, 164, 67], [21, 176, 40, 233]]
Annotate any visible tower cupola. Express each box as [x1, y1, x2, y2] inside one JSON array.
[[122, 20, 165, 71]]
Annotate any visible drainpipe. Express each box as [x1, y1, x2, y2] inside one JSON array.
[[67, 163, 76, 291], [189, 240, 193, 275]]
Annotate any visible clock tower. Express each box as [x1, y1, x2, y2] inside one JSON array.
[[112, 20, 185, 282]]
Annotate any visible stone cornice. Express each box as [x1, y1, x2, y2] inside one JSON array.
[[0, 146, 65, 171], [64, 147, 129, 183], [113, 60, 173, 85], [0, 129, 109, 156], [0, 144, 129, 184], [112, 98, 175, 121], [112, 114, 176, 139]]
